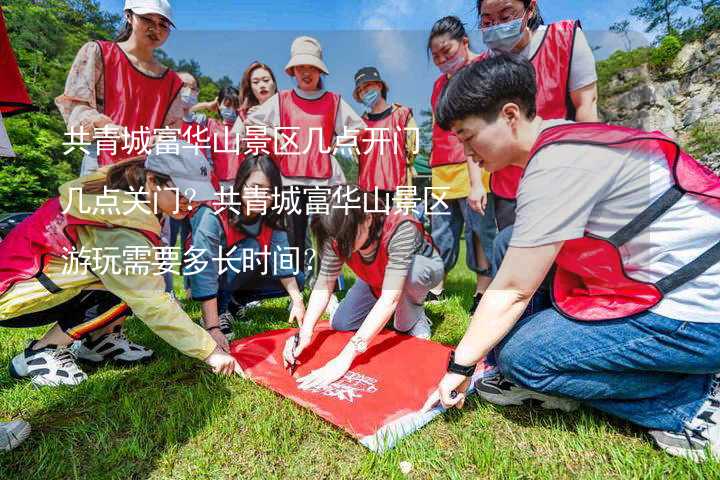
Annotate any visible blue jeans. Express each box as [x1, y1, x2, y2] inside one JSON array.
[[496, 308, 720, 432], [430, 196, 496, 275]]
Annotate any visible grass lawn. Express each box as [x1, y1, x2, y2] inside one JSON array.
[[1, 246, 719, 479]]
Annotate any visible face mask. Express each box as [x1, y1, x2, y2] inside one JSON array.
[[219, 106, 237, 123], [180, 89, 198, 108], [361, 89, 380, 110], [438, 50, 467, 76], [482, 14, 527, 53]]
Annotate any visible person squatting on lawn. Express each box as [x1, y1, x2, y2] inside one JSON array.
[[426, 16, 497, 314], [426, 54, 720, 462], [283, 185, 444, 389], [0, 143, 242, 391], [184, 154, 306, 350]]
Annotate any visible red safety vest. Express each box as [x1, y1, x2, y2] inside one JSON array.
[[489, 21, 580, 210], [429, 56, 484, 168], [338, 211, 435, 298], [207, 118, 241, 182], [186, 204, 274, 254], [0, 10, 34, 116], [96, 40, 183, 166], [0, 197, 162, 297], [358, 106, 413, 192], [526, 123, 720, 321], [277, 90, 340, 179]]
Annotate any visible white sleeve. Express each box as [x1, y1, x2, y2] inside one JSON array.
[[335, 98, 366, 136], [568, 28, 598, 92]]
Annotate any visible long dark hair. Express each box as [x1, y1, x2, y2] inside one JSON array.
[[239, 62, 277, 113], [230, 154, 285, 231], [476, 0, 544, 31], [311, 185, 386, 260], [115, 10, 133, 42], [426, 16, 469, 59]]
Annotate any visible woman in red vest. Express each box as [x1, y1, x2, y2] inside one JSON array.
[[184, 154, 305, 351], [475, 0, 599, 276], [281, 185, 445, 389], [247, 36, 366, 275], [427, 55, 720, 461], [0, 143, 242, 389], [55, 0, 183, 174]]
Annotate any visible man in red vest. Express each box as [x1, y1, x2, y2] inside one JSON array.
[[425, 54, 720, 461]]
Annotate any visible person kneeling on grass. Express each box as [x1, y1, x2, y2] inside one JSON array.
[[425, 54, 720, 461], [283, 185, 444, 389], [0, 144, 242, 394], [184, 153, 306, 349]]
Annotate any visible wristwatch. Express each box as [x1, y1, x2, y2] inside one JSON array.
[[349, 335, 368, 354], [447, 351, 476, 377]]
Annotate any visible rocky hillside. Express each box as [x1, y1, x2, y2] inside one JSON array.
[[600, 31, 720, 173]]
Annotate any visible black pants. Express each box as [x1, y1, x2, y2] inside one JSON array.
[[0, 291, 129, 340]]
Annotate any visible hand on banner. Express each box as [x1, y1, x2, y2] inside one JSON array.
[[296, 350, 353, 390], [423, 372, 471, 412], [282, 331, 311, 369], [205, 346, 244, 377]]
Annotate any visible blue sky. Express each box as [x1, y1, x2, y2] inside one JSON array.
[[97, 0, 660, 116]]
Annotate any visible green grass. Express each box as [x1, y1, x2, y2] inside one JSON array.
[[2, 247, 719, 479]]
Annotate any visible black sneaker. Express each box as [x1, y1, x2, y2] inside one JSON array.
[[470, 293, 483, 315], [10, 341, 87, 387], [650, 374, 720, 461], [475, 373, 579, 412]]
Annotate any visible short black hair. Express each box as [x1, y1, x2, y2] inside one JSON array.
[[435, 53, 537, 130], [426, 16, 468, 58]]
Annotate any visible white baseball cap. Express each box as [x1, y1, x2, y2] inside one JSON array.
[[124, 0, 174, 27]]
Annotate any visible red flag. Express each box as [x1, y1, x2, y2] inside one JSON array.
[[0, 8, 35, 116]]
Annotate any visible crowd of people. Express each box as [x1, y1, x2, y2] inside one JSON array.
[[1, 0, 719, 463]]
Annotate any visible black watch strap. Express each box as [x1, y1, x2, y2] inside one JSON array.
[[447, 351, 476, 377]]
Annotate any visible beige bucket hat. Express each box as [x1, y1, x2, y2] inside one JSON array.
[[284, 36, 330, 76]]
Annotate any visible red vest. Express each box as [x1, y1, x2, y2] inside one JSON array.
[[490, 20, 580, 204], [358, 106, 413, 192], [429, 56, 484, 168], [0, 10, 34, 116], [96, 40, 183, 166], [0, 197, 162, 297], [277, 90, 339, 179], [527, 123, 720, 321], [339, 211, 434, 298], [207, 118, 241, 182]]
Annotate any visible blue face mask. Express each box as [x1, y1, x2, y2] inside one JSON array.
[[482, 15, 526, 53], [219, 106, 237, 123], [361, 89, 381, 110]]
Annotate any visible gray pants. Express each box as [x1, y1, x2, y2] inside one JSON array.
[[330, 253, 444, 333]]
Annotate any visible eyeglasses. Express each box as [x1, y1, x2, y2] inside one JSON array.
[[133, 13, 172, 33], [480, 8, 526, 29]]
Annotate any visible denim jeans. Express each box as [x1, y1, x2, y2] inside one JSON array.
[[496, 308, 720, 432], [430, 196, 497, 275]]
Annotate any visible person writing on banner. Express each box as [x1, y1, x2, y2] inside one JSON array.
[[246, 36, 366, 283], [184, 154, 305, 347], [476, 0, 598, 287], [351, 66, 418, 205], [425, 55, 720, 461], [427, 16, 497, 315], [56, 0, 184, 174], [0, 142, 242, 389], [282, 186, 444, 389]]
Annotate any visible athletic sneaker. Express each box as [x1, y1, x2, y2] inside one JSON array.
[[217, 312, 235, 340], [71, 326, 153, 364], [407, 314, 432, 340], [0, 420, 30, 451], [10, 342, 87, 387], [470, 293, 483, 315], [475, 373, 579, 412], [650, 375, 720, 461]]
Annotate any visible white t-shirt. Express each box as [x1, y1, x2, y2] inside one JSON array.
[[511, 120, 720, 323], [0, 112, 15, 157], [517, 24, 598, 92]]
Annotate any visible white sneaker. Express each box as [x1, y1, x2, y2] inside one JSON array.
[[71, 327, 153, 364], [217, 312, 236, 341], [475, 373, 579, 412], [10, 341, 87, 387], [0, 420, 30, 451], [407, 314, 432, 340]]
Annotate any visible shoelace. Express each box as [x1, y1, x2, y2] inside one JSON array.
[[52, 347, 79, 370]]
